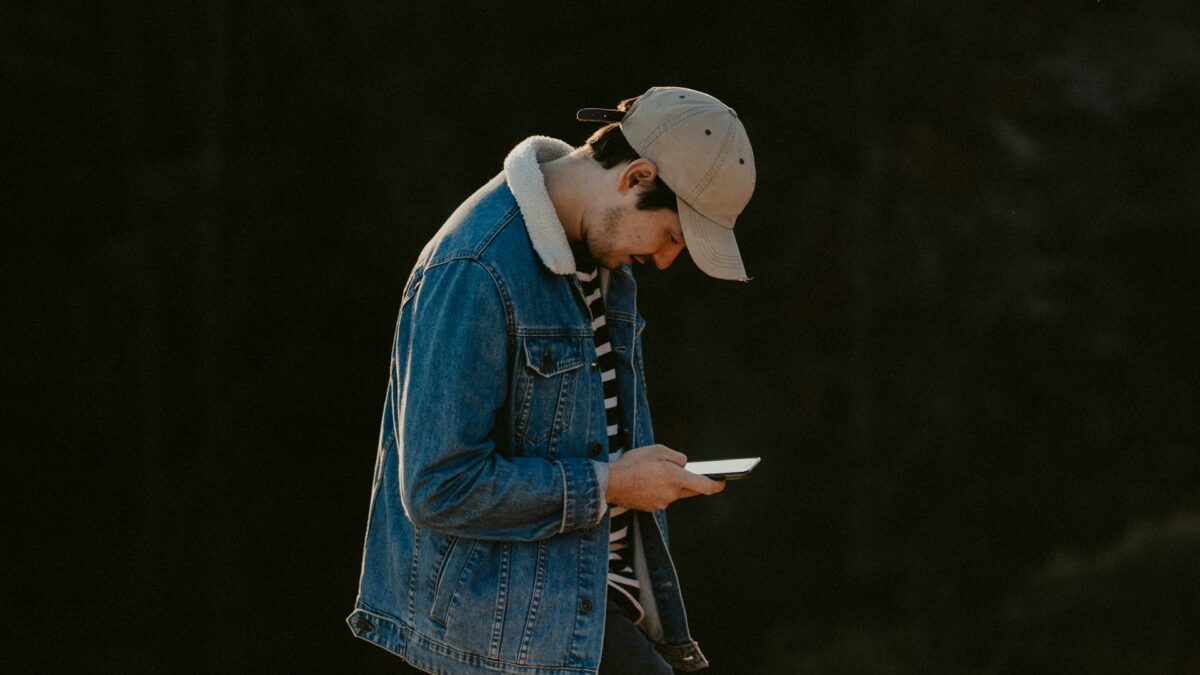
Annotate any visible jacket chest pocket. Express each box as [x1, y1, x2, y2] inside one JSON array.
[[514, 336, 585, 450]]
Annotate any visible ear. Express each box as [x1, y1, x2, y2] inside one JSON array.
[[616, 158, 659, 196]]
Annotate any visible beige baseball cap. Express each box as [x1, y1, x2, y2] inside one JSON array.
[[578, 86, 756, 281]]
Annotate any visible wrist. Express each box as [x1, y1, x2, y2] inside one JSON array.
[[604, 458, 626, 504]]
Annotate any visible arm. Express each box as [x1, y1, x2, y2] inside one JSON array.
[[397, 259, 604, 541]]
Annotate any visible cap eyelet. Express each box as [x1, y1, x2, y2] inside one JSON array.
[[705, 129, 711, 135], [739, 158, 745, 164]]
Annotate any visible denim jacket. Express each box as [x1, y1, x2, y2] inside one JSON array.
[[347, 137, 709, 674]]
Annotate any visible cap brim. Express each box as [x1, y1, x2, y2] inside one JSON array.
[[678, 199, 748, 281]]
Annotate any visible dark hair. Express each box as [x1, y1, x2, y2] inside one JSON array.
[[584, 96, 678, 213]]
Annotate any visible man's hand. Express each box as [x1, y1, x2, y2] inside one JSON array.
[[606, 444, 725, 512]]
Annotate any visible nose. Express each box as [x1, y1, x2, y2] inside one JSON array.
[[652, 242, 685, 270]]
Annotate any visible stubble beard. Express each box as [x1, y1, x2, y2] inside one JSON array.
[[584, 205, 625, 270]]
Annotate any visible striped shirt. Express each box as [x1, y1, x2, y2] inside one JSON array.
[[575, 265, 643, 624]]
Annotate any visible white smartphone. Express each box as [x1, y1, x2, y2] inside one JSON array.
[[683, 457, 761, 480]]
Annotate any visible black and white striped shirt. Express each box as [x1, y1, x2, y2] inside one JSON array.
[[575, 265, 643, 624]]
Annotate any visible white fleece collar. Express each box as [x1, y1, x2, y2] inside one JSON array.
[[503, 136, 577, 275]]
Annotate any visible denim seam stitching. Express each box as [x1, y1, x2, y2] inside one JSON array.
[[557, 461, 569, 534]]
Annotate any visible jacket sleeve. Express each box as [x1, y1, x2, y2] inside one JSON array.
[[397, 258, 605, 541]]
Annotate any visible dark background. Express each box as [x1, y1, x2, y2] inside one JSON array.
[[6, 1, 1200, 672]]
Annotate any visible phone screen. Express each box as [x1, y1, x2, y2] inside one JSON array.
[[684, 457, 761, 479]]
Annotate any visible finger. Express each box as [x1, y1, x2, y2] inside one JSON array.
[[657, 445, 688, 467], [676, 479, 723, 500], [694, 477, 724, 495], [679, 469, 722, 494]]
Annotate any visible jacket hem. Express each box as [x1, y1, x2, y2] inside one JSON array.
[[347, 606, 600, 675], [657, 640, 710, 671]]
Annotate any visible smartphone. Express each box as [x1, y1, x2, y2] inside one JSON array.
[[683, 457, 761, 480]]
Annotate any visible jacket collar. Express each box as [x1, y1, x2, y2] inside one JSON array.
[[503, 136, 577, 276]]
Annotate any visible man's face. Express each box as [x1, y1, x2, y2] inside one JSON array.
[[585, 202, 686, 271]]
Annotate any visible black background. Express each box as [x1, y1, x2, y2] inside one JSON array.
[[6, 2, 1200, 672]]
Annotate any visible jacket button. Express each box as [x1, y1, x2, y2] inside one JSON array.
[[580, 599, 593, 613], [583, 525, 597, 536], [355, 616, 374, 632], [590, 361, 599, 370], [589, 443, 602, 457]]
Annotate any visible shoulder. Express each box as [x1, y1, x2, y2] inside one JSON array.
[[422, 175, 545, 272], [420, 174, 520, 266], [413, 176, 559, 316]]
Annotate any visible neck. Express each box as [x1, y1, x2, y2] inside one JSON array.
[[540, 149, 600, 245]]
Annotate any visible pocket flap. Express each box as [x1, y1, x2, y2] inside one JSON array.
[[522, 336, 585, 377]]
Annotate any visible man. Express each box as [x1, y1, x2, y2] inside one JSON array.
[[347, 86, 756, 674]]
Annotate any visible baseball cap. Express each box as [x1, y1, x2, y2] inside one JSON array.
[[577, 86, 756, 281]]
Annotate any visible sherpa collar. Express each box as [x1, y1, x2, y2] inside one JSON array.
[[503, 136, 577, 275]]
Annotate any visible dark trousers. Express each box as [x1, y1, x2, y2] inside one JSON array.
[[599, 592, 675, 674]]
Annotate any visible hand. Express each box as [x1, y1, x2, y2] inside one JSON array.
[[606, 444, 725, 512]]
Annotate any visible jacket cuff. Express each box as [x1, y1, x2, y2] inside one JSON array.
[[557, 458, 605, 533], [591, 460, 610, 524]]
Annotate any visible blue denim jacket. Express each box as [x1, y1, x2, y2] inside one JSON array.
[[346, 137, 709, 674]]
